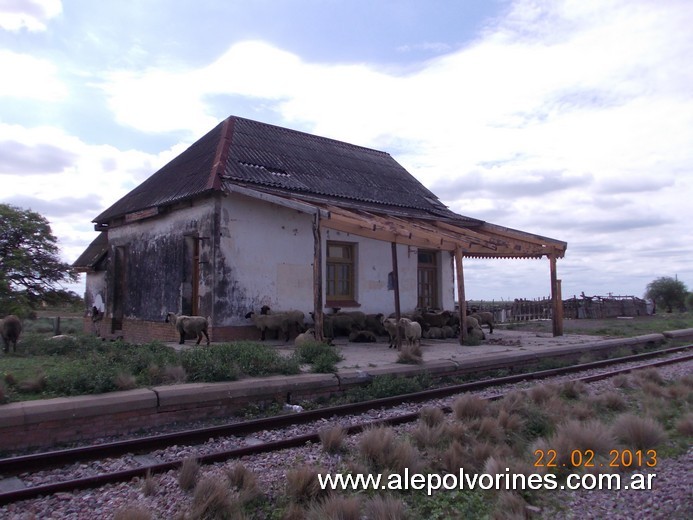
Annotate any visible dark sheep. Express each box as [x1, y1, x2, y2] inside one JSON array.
[[1, 315, 22, 353], [348, 330, 378, 343]]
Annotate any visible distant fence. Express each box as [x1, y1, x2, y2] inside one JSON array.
[[466, 294, 651, 323]]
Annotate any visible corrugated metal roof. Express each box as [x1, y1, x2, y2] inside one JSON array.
[[93, 116, 469, 224], [72, 232, 108, 270]]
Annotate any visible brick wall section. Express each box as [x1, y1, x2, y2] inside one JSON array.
[[82, 316, 263, 343]]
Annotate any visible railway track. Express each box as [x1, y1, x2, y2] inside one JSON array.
[[0, 344, 691, 506]]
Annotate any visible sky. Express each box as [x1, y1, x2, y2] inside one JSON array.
[[1, 0, 692, 303]]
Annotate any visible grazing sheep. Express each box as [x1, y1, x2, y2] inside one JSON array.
[[165, 312, 210, 345], [260, 306, 306, 338], [294, 328, 316, 347], [364, 313, 387, 336], [324, 313, 358, 337], [464, 316, 486, 341], [334, 311, 367, 330], [381, 317, 399, 349], [421, 310, 453, 330], [348, 330, 378, 343], [1, 315, 22, 353], [470, 311, 495, 334], [245, 310, 292, 342], [399, 317, 422, 347], [423, 326, 444, 340], [441, 325, 457, 339]]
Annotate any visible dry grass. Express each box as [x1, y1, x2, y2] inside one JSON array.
[[162, 365, 188, 384], [527, 384, 557, 405], [305, 495, 362, 520], [178, 457, 200, 491], [589, 391, 628, 412], [226, 463, 261, 504], [388, 440, 423, 474], [634, 368, 664, 385], [113, 506, 153, 520], [141, 469, 157, 497], [452, 394, 487, 420], [365, 495, 408, 520], [319, 425, 346, 454], [191, 476, 243, 520], [541, 419, 615, 468], [3, 372, 16, 386], [411, 422, 448, 449], [675, 413, 693, 436], [492, 492, 530, 520], [114, 372, 137, 391], [397, 342, 423, 364], [359, 426, 396, 469], [559, 380, 588, 400], [419, 406, 445, 427], [17, 372, 47, 393], [611, 413, 667, 450], [473, 416, 506, 444], [285, 465, 326, 504], [611, 374, 632, 389]]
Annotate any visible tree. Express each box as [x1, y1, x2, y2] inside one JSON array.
[[0, 204, 79, 315], [645, 276, 688, 313]]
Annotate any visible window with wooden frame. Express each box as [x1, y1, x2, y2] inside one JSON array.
[[326, 242, 356, 304], [417, 250, 438, 309]]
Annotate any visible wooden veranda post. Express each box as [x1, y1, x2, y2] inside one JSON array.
[[312, 214, 324, 342], [549, 254, 563, 337], [454, 247, 468, 344], [391, 242, 402, 349]]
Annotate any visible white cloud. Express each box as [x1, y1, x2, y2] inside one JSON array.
[[0, 50, 67, 100], [0, 0, 62, 32], [6, 0, 691, 299]]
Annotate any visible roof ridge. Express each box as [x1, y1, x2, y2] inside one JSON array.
[[208, 117, 235, 190], [232, 115, 392, 157]]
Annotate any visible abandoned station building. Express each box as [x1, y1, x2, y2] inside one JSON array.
[[74, 115, 567, 343]]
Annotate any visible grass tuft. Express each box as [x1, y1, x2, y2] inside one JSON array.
[[359, 426, 396, 469], [419, 406, 445, 427], [611, 413, 667, 450], [141, 469, 157, 497], [178, 457, 200, 491], [365, 495, 408, 520], [319, 425, 346, 454], [285, 465, 326, 504], [226, 463, 261, 504], [305, 494, 361, 520], [397, 342, 423, 364], [452, 394, 487, 420], [191, 476, 243, 520]]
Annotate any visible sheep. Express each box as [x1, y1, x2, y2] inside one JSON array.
[[364, 313, 387, 336], [245, 310, 292, 342], [1, 315, 22, 353], [399, 317, 422, 347], [464, 316, 486, 341], [381, 317, 399, 349], [165, 312, 210, 345], [470, 311, 495, 334], [324, 313, 358, 337], [348, 330, 378, 343], [441, 325, 456, 339], [333, 310, 367, 330], [423, 326, 444, 340], [294, 328, 316, 347], [260, 306, 306, 338], [421, 310, 453, 330]]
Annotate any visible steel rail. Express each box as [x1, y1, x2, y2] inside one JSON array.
[[0, 346, 690, 506]]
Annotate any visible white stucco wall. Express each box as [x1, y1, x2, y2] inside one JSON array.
[[218, 193, 456, 326]]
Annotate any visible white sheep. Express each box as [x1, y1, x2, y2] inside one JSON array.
[[399, 317, 422, 347], [246, 309, 304, 342], [381, 316, 399, 349], [260, 306, 306, 339], [294, 328, 316, 346], [165, 312, 210, 345]]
